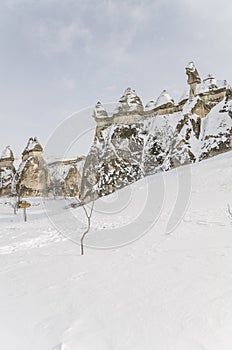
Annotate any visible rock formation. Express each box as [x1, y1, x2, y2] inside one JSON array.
[[1, 138, 85, 198], [0, 146, 15, 196], [48, 157, 84, 198], [1, 65, 232, 202], [12, 138, 50, 197], [80, 71, 232, 203]]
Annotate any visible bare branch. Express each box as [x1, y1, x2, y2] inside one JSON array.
[[82, 203, 89, 218], [89, 200, 94, 218], [80, 201, 95, 255]]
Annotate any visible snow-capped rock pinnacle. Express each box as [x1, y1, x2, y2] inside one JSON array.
[[26, 137, 43, 153], [22, 137, 43, 160], [13, 137, 49, 197], [93, 102, 108, 119], [155, 90, 174, 108], [114, 87, 144, 115], [1, 146, 14, 160]]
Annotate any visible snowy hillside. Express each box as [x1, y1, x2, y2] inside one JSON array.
[[1, 151, 232, 350]]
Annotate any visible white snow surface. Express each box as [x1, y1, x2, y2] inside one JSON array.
[[1, 152, 232, 350]]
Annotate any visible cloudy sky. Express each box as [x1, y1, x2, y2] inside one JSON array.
[[0, 0, 232, 159]]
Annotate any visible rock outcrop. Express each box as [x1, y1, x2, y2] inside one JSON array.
[[0, 146, 15, 196], [1, 138, 85, 198], [12, 138, 50, 197], [200, 97, 232, 160], [48, 157, 84, 198], [80, 74, 232, 203], [1, 68, 231, 202]]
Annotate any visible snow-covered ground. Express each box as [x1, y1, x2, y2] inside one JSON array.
[[1, 152, 232, 350]]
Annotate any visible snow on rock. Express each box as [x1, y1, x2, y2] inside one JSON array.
[[12, 155, 50, 197], [200, 98, 232, 159], [179, 89, 189, 103], [12, 137, 50, 197], [1, 145, 14, 159], [144, 100, 156, 111], [169, 113, 201, 166], [114, 87, 144, 115], [0, 167, 15, 195], [47, 76, 232, 202], [93, 102, 109, 119], [48, 158, 84, 197], [155, 90, 174, 108], [182, 96, 200, 115], [198, 74, 228, 94], [186, 61, 196, 71], [0, 146, 15, 195], [80, 92, 232, 203], [23, 137, 43, 154]]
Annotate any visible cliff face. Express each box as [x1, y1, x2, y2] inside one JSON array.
[[80, 83, 232, 203], [13, 155, 50, 197]]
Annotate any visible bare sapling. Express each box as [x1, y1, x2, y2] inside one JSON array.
[[80, 201, 95, 255]]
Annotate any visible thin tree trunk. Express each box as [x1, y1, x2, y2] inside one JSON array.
[[80, 201, 94, 255], [81, 216, 90, 255]]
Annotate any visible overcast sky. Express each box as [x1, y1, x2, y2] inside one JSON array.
[[0, 0, 232, 159]]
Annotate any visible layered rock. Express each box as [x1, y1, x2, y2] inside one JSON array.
[[0, 146, 15, 196]]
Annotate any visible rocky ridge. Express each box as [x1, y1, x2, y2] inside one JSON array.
[[1, 72, 231, 201], [80, 75, 232, 203]]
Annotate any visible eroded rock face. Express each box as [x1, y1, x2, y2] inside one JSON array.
[[12, 138, 50, 197], [0, 146, 15, 196], [13, 155, 50, 197], [48, 157, 84, 198]]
